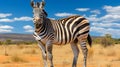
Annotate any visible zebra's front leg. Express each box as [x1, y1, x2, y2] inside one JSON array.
[[46, 41, 54, 67], [37, 40, 47, 67], [70, 42, 79, 67], [80, 42, 88, 67]]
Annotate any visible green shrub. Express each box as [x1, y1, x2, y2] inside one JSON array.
[[101, 34, 114, 48]]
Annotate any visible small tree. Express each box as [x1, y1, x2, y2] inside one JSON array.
[[101, 34, 114, 47], [5, 39, 12, 45], [4, 39, 12, 56], [0, 41, 3, 45]]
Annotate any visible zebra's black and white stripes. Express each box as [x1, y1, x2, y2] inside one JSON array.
[[34, 16, 90, 45], [31, 0, 92, 67]]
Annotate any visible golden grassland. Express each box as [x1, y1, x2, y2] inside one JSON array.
[[0, 44, 120, 67]]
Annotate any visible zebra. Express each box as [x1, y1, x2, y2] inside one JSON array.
[[31, 0, 92, 67]]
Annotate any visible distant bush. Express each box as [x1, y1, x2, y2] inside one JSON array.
[[92, 38, 102, 44], [92, 36, 120, 45], [22, 41, 36, 45], [5, 39, 12, 45], [114, 39, 120, 44], [0, 41, 3, 45], [3, 41, 37, 45], [101, 34, 114, 48]]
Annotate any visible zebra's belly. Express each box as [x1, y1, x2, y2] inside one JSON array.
[[53, 37, 72, 45]]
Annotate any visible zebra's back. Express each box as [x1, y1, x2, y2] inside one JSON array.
[[51, 15, 90, 45]]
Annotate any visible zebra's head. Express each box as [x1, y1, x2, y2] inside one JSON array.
[[31, 0, 48, 25]]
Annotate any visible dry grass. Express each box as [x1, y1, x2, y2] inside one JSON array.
[[117, 56, 120, 61], [106, 64, 111, 67], [0, 44, 120, 67], [17, 44, 24, 49], [106, 50, 116, 56], [62, 60, 70, 66], [88, 47, 94, 60], [10, 54, 28, 63], [23, 48, 37, 54]]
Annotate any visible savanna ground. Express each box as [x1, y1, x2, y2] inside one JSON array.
[[0, 44, 120, 67]]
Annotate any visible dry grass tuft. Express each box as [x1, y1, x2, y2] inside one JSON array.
[[62, 60, 70, 66], [106, 48, 116, 56], [23, 48, 37, 54], [117, 57, 120, 61], [2, 61, 10, 64], [11, 55, 28, 63], [106, 64, 111, 67], [88, 48, 94, 60], [31, 49, 37, 54], [17, 45, 24, 49], [98, 50, 104, 55]]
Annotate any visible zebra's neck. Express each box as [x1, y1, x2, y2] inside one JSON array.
[[35, 18, 54, 38], [34, 18, 47, 34]]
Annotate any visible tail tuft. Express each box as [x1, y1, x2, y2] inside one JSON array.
[[87, 34, 92, 47]]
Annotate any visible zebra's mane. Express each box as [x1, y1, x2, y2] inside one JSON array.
[[46, 15, 83, 24], [57, 15, 80, 21]]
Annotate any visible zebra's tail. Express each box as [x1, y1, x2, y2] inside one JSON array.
[[87, 34, 92, 47]]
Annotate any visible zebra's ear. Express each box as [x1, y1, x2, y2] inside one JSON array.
[[31, 0, 35, 8], [40, 1, 45, 9]]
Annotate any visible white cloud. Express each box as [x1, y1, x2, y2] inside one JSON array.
[[49, 18, 56, 20], [92, 23, 120, 28], [98, 5, 120, 23], [87, 14, 120, 23], [86, 15, 99, 22], [91, 26, 105, 33], [0, 25, 13, 29], [100, 14, 120, 23], [23, 25, 33, 29], [0, 16, 32, 22], [0, 25, 14, 33], [14, 16, 32, 21], [0, 13, 12, 18], [90, 10, 101, 14], [0, 18, 14, 22], [0, 13, 32, 22], [103, 5, 120, 15], [23, 25, 34, 33], [75, 8, 90, 12], [86, 5, 120, 38], [91, 27, 120, 38], [86, 5, 120, 23], [55, 12, 76, 17]]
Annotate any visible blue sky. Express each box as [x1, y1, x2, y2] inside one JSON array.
[[0, 0, 120, 38]]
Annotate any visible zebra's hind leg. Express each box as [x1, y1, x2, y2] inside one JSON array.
[[80, 42, 88, 67], [70, 40, 79, 67], [78, 35, 88, 67]]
